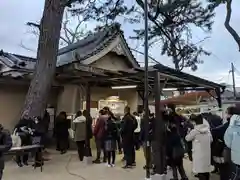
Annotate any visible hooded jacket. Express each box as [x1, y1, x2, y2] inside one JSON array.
[[72, 115, 86, 142], [186, 123, 212, 173], [224, 114, 240, 165]]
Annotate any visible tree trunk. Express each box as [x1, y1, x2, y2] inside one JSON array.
[[21, 0, 65, 119]]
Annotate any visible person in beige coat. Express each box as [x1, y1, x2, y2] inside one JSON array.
[[72, 111, 86, 161], [186, 114, 212, 180]]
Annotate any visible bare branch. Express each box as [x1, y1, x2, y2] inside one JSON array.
[[224, 0, 240, 51], [60, 36, 71, 45], [19, 40, 36, 52], [26, 22, 40, 29], [62, 16, 73, 44]]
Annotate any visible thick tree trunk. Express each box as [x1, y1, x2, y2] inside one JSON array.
[[21, 0, 65, 119]]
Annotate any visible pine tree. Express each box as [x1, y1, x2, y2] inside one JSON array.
[[21, 0, 131, 119], [131, 0, 215, 71]]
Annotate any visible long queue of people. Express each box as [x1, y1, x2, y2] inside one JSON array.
[[56, 104, 240, 180], [1, 104, 240, 180]]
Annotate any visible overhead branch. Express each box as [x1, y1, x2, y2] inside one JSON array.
[[224, 0, 240, 51], [135, 0, 181, 51], [64, 0, 84, 7], [19, 41, 36, 52], [26, 22, 40, 30]]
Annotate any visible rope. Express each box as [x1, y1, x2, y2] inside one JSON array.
[[65, 154, 87, 180]]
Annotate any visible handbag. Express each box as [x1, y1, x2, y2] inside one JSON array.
[[68, 128, 74, 139], [11, 129, 22, 147], [223, 147, 231, 163]]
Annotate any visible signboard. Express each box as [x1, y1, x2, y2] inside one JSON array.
[[98, 100, 127, 116], [75, 63, 106, 75]]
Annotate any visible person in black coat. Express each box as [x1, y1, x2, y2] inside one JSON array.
[[41, 110, 50, 148], [14, 118, 34, 167], [166, 122, 188, 180], [83, 110, 93, 157], [54, 112, 69, 154], [184, 115, 195, 161], [211, 116, 230, 180], [121, 106, 137, 168], [0, 124, 12, 180]]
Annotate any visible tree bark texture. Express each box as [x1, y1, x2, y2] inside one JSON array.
[[21, 0, 65, 119]]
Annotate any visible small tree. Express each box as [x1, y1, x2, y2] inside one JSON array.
[[208, 0, 240, 51], [131, 0, 214, 71], [21, 0, 132, 119]]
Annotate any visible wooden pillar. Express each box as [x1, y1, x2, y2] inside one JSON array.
[[153, 71, 166, 175], [86, 83, 91, 113], [85, 83, 92, 158]]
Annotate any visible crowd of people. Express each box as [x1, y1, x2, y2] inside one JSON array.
[[164, 105, 240, 180], [1, 104, 240, 180]]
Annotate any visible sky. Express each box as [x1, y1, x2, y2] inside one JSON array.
[[0, 0, 240, 86]]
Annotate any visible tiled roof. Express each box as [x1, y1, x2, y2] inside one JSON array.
[[0, 50, 36, 71], [57, 23, 139, 67], [0, 23, 139, 73]]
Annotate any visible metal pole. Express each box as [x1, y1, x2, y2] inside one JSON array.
[[231, 62, 236, 98], [144, 0, 150, 179]]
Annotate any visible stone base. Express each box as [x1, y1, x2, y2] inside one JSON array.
[[151, 174, 166, 180], [84, 156, 93, 165]]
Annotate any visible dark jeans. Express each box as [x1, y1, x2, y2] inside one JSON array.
[[95, 138, 106, 161], [217, 163, 230, 180], [171, 158, 188, 179], [107, 151, 116, 165], [0, 169, 2, 180], [134, 132, 140, 150], [198, 173, 209, 180], [231, 164, 240, 180], [16, 153, 28, 164], [76, 140, 85, 161], [124, 144, 135, 165], [116, 136, 122, 153]]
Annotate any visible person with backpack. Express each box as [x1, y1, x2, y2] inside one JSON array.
[[186, 114, 212, 180], [166, 120, 188, 180], [103, 114, 118, 167], [224, 106, 240, 180], [0, 124, 12, 180]]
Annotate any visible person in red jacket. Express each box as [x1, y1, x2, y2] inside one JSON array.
[[93, 109, 109, 163]]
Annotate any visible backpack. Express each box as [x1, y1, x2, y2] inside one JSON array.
[[105, 119, 118, 139]]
